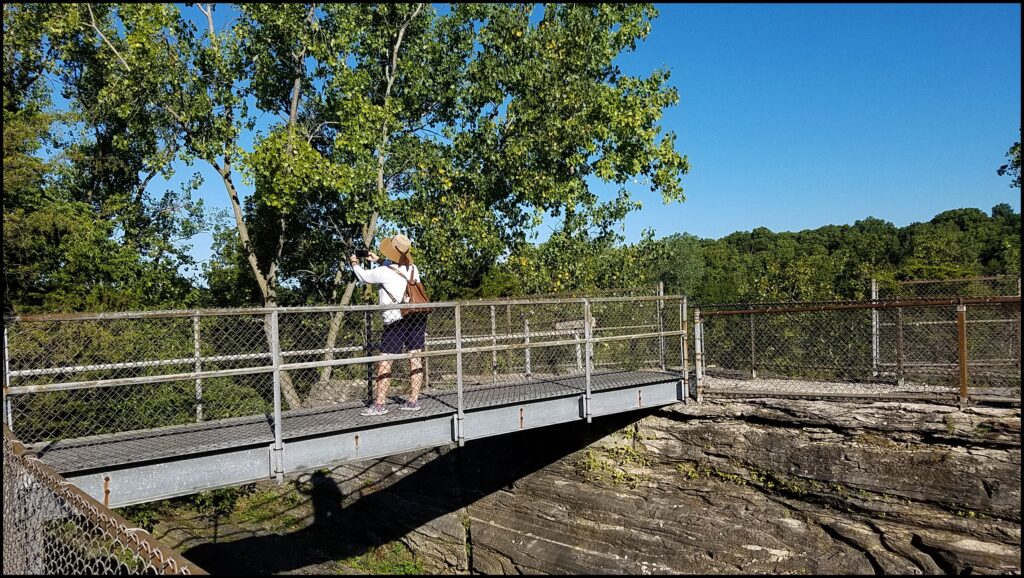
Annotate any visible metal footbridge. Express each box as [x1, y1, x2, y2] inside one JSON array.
[[6, 291, 1020, 509], [4, 294, 691, 508]]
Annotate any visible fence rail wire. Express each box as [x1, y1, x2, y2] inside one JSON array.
[[3, 425, 205, 575]]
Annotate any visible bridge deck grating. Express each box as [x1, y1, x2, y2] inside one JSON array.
[[33, 369, 682, 474]]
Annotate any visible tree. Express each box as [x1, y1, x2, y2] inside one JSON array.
[[196, 4, 690, 385], [3, 4, 204, 314], [997, 130, 1020, 188], [8, 3, 689, 403]]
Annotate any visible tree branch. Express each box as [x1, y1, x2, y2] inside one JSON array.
[[85, 4, 131, 73], [211, 157, 272, 302], [197, 3, 216, 39]]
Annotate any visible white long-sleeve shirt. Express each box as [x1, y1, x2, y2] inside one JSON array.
[[352, 262, 422, 324]]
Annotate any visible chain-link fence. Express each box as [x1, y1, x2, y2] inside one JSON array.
[[3, 294, 689, 450], [3, 425, 204, 574], [693, 297, 1021, 404], [4, 310, 277, 444]]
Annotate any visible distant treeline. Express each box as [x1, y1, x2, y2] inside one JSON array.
[[474, 204, 1021, 304]]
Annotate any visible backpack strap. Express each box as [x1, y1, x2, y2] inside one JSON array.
[[379, 284, 403, 305], [386, 264, 418, 283], [380, 264, 416, 304]]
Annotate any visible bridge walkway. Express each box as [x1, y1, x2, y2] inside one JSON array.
[[34, 369, 681, 474]]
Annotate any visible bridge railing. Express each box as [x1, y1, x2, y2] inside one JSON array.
[[3, 425, 204, 574], [2, 294, 689, 446], [693, 296, 1021, 407]]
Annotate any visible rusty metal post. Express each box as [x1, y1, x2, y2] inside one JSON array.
[[871, 278, 879, 377], [896, 305, 905, 387], [749, 313, 757, 379], [957, 303, 968, 410], [193, 312, 203, 423], [1011, 276, 1019, 377]]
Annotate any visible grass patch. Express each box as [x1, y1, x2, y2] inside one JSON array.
[[231, 486, 305, 531], [117, 500, 169, 532], [339, 541, 423, 575]]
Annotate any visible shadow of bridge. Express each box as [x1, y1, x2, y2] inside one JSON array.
[[181, 408, 658, 574]]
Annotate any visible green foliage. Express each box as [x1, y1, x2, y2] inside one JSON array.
[[189, 484, 257, 521], [575, 434, 651, 488], [189, 3, 690, 305], [997, 130, 1020, 188], [230, 486, 303, 531], [3, 2, 1018, 317], [339, 541, 423, 575], [117, 501, 169, 533], [3, 3, 206, 314]]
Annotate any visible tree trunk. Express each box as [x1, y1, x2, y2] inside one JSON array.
[[213, 158, 303, 409], [318, 277, 357, 382]]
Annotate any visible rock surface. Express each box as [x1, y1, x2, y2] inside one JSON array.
[[156, 398, 1021, 575]]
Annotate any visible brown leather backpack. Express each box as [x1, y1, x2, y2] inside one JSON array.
[[383, 264, 431, 317]]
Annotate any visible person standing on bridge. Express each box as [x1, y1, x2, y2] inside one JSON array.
[[350, 234, 427, 416]]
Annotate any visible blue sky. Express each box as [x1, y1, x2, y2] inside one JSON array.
[[160, 3, 1021, 277]]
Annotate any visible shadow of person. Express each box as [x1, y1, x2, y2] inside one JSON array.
[[306, 470, 343, 529]]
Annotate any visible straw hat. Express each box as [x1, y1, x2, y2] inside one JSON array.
[[379, 234, 412, 263]]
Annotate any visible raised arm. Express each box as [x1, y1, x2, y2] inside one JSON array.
[[349, 252, 391, 284]]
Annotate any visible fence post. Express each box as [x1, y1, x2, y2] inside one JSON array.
[[749, 313, 757, 379], [871, 278, 879, 378], [193, 313, 203, 423], [524, 316, 531, 378], [694, 308, 704, 404], [270, 309, 285, 484], [455, 304, 465, 446], [584, 299, 593, 423], [680, 297, 688, 402], [658, 281, 666, 371], [957, 303, 968, 411], [1016, 277, 1021, 377], [896, 305, 905, 387], [490, 304, 498, 383], [507, 304, 513, 375]]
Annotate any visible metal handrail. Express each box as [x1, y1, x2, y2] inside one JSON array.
[[701, 296, 1020, 317], [3, 293, 687, 323], [4, 298, 688, 395]]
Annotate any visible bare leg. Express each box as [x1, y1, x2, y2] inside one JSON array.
[[409, 349, 424, 402], [375, 359, 393, 405]]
